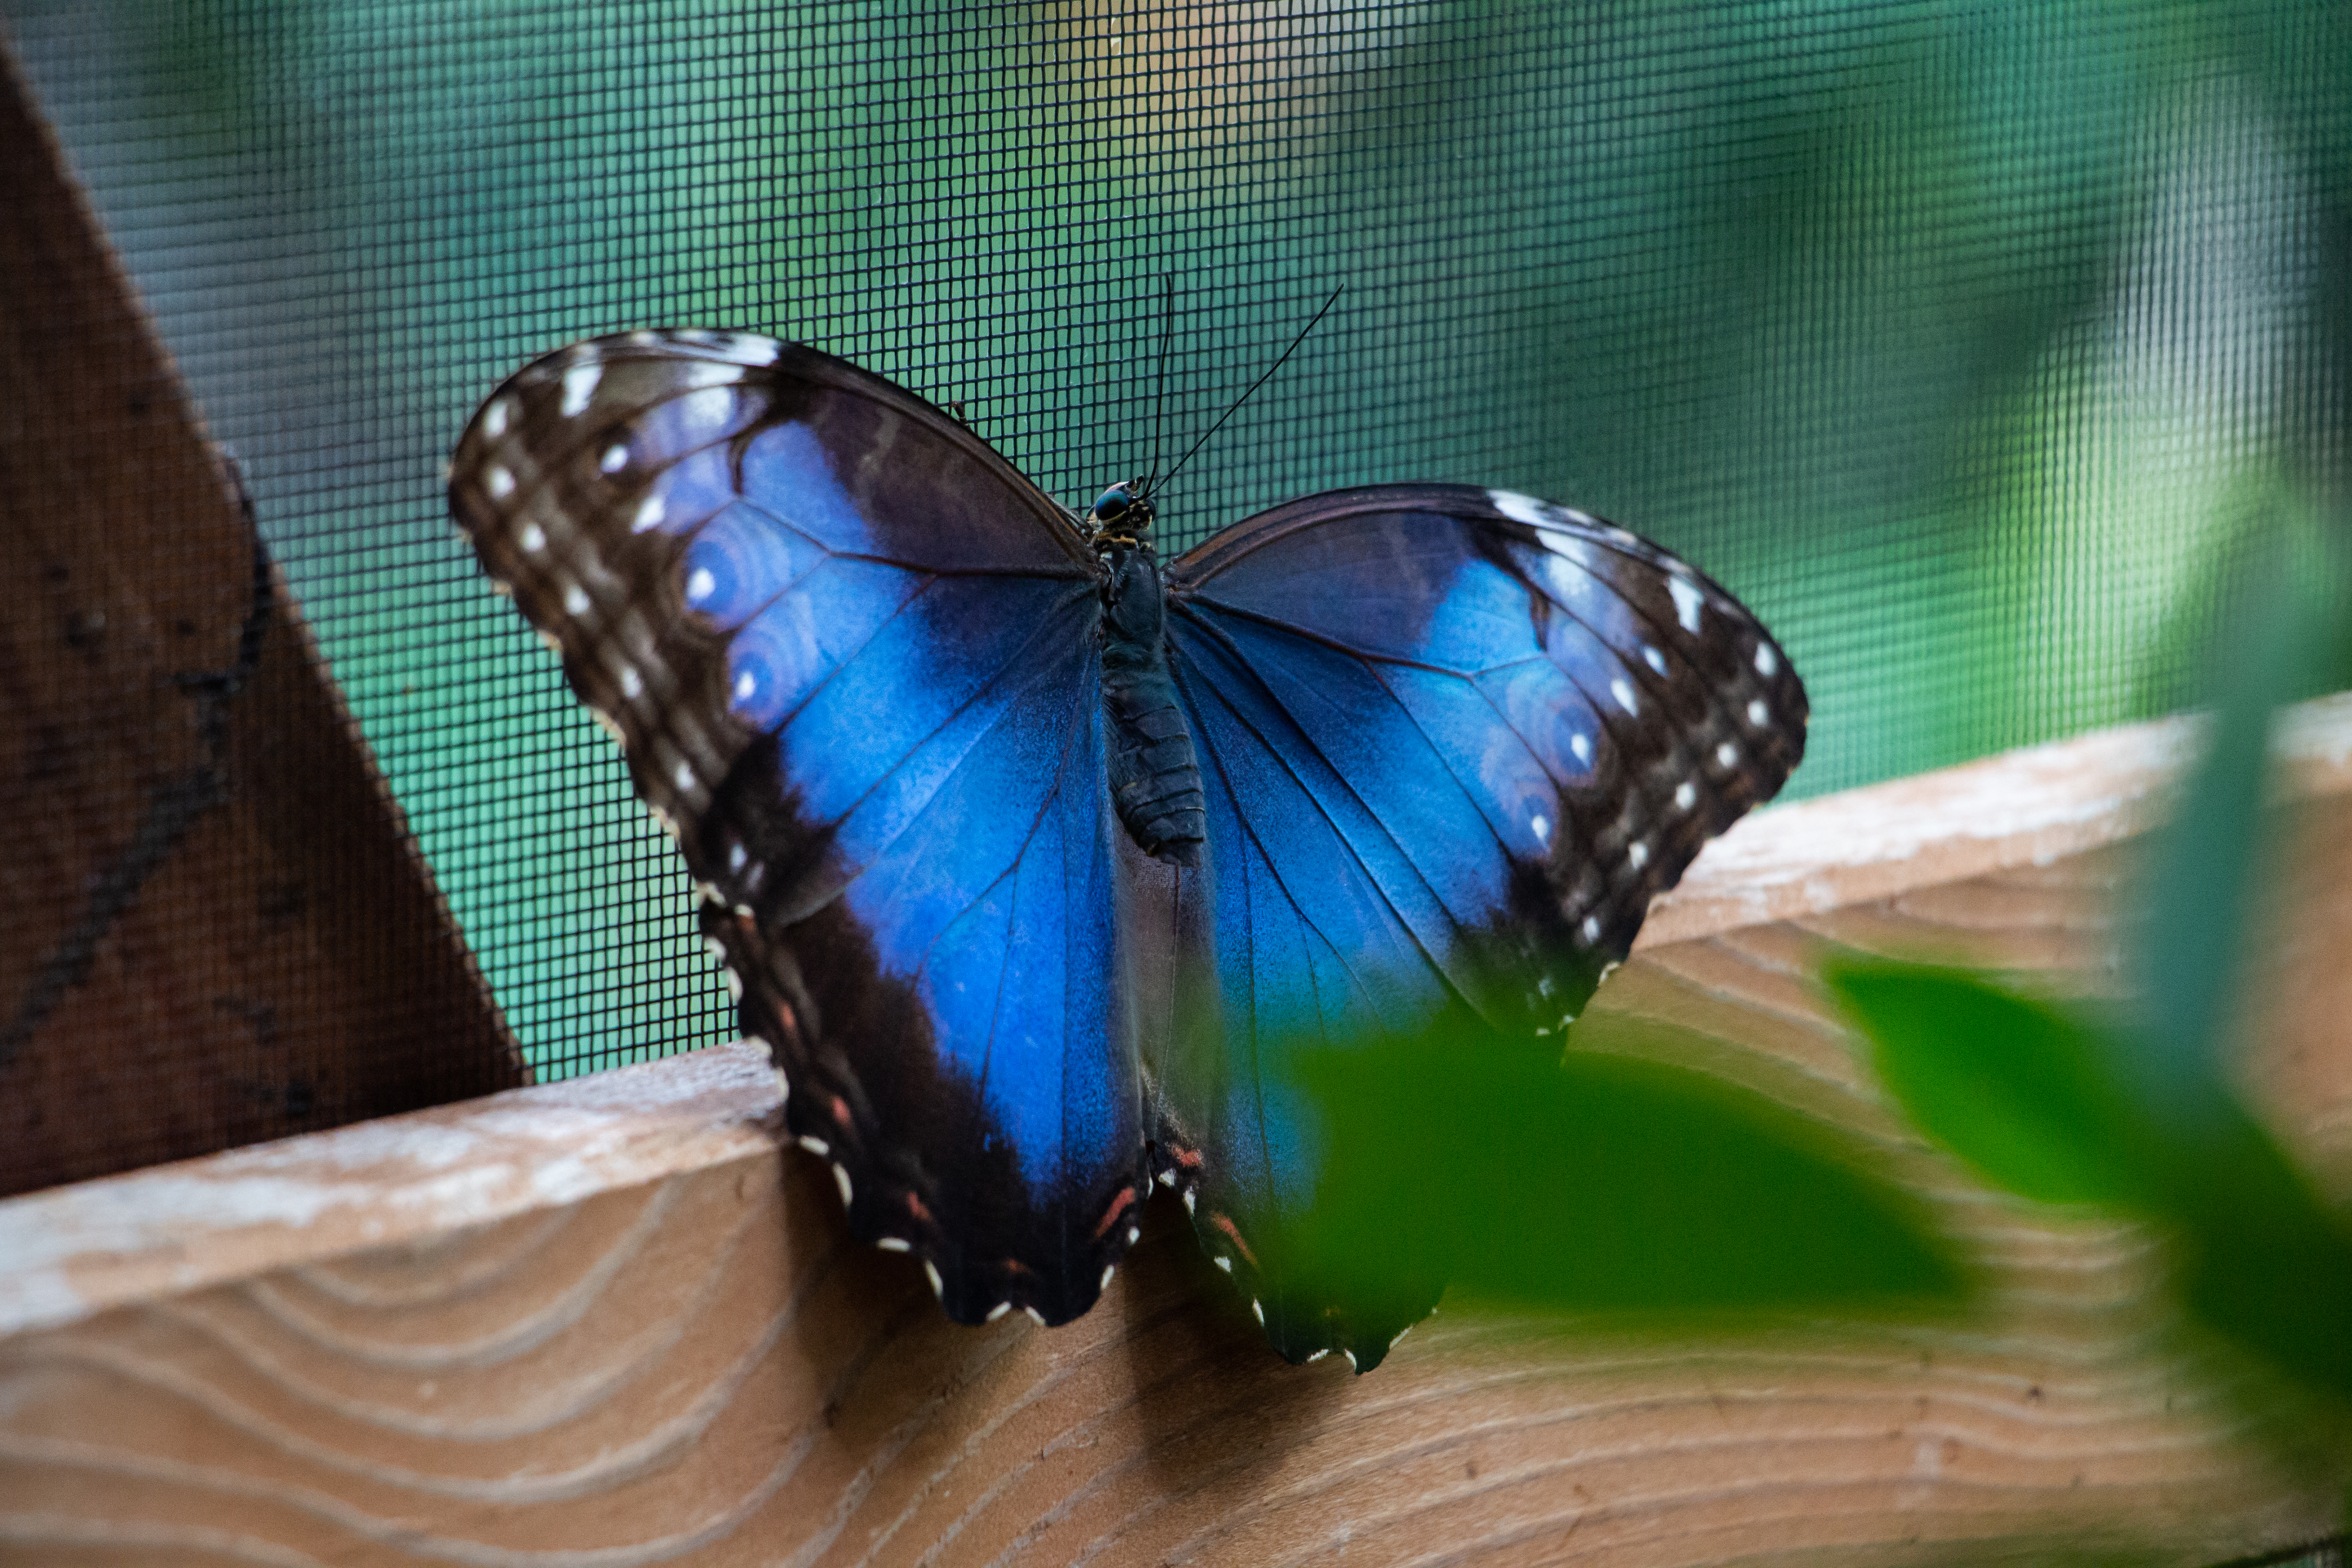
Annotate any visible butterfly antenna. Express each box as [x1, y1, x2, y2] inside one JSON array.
[[1143, 274, 1176, 493], [1155, 283, 1344, 499]]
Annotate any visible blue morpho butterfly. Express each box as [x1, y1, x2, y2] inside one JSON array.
[[450, 327, 1807, 1371]]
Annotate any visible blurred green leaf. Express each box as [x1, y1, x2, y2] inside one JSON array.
[[2119, 515, 2352, 1400], [2132, 521, 2346, 1117], [1283, 1018, 1967, 1323], [1831, 959, 2352, 1404], [2171, 1108, 2352, 1405], [1825, 962, 2161, 1210]]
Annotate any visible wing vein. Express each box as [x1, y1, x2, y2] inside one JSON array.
[[796, 587, 1098, 910], [1173, 606, 1464, 968]]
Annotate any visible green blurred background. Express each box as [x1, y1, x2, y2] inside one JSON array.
[[9, 0, 2347, 1079]]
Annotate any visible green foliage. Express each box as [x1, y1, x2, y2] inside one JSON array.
[[2134, 518, 2347, 1096], [1829, 959, 2352, 1403], [1830, 517, 2352, 1410], [1830, 966, 2159, 1211], [1278, 1018, 1966, 1326]]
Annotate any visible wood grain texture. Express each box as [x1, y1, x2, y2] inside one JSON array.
[[0, 42, 524, 1197], [3, 696, 2351, 1566]]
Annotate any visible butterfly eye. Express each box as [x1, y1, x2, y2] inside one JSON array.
[[1091, 485, 1133, 524]]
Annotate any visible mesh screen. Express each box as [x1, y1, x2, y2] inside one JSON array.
[[9, 2, 2347, 1083]]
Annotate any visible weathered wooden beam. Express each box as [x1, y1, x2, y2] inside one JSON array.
[[3, 695, 2349, 1566]]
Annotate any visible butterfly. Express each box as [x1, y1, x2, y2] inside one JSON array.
[[449, 328, 1807, 1371]]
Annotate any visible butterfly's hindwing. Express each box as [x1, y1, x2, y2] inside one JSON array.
[[453, 331, 1149, 1326]]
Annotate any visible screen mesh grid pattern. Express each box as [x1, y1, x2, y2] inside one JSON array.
[[10, 0, 2347, 1081]]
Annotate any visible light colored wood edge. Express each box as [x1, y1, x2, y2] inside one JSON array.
[[0, 1044, 779, 1339], [1639, 689, 2352, 947], [5, 690, 2349, 1342]]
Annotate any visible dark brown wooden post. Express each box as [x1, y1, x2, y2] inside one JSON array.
[[0, 43, 526, 1196]]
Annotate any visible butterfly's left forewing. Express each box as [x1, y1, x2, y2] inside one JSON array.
[[1159, 484, 1807, 1368], [451, 331, 1150, 1327]]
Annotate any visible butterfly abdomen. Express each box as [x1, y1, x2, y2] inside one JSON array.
[[1099, 542, 1206, 867]]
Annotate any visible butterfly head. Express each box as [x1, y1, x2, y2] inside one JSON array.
[[1088, 478, 1156, 546]]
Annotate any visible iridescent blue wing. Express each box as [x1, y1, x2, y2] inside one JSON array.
[[450, 331, 1148, 1326], [1156, 483, 1807, 1368]]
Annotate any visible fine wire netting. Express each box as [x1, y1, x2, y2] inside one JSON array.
[[9, 2, 2348, 1084]]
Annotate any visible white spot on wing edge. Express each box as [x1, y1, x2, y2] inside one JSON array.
[[1668, 575, 1705, 632], [1755, 643, 1779, 677], [923, 1261, 944, 1298], [1674, 781, 1697, 810], [1100, 1265, 1116, 1291], [485, 465, 515, 500], [876, 1237, 910, 1253], [563, 584, 590, 616], [1024, 1305, 1047, 1325], [1537, 525, 1599, 575], [519, 522, 546, 554], [1747, 698, 1770, 726], [1611, 677, 1638, 714], [726, 334, 781, 366], [1531, 813, 1550, 846], [1487, 488, 1550, 527], [799, 1134, 830, 1157], [832, 1164, 854, 1206], [561, 362, 602, 417], [632, 493, 667, 533], [986, 1302, 1011, 1322], [481, 397, 511, 438]]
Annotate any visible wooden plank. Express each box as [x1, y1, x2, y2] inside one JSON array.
[[0, 42, 525, 1197], [2, 696, 2349, 1566]]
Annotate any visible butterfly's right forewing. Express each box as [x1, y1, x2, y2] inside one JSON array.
[[451, 331, 1151, 1328]]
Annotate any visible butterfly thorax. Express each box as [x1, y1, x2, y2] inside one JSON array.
[[1092, 497, 1207, 867]]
